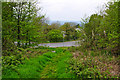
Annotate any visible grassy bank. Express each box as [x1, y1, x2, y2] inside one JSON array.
[[2, 46, 120, 78], [2, 47, 76, 78]]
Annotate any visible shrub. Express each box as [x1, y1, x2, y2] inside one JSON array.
[[47, 29, 63, 42], [68, 58, 102, 78]]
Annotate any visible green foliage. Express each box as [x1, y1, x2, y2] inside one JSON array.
[[40, 49, 76, 78], [79, 0, 120, 55], [2, 46, 120, 78], [47, 29, 63, 42], [2, 69, 20, 78], [2, 2, 17, 51], [2, 54, 24, 70], [2, 2, 46, 49], [60, 23, 77, 41], [2, 0, 120, 79], [2, 48, 76, 78], [83, 14, 103, 47], [2, 48, 54, 78], [67, 46, 120, 78], [68, 58, 102, 78], [103, 1, 120, 54]]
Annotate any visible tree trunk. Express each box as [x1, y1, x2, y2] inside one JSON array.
[[17, 4, 20, 47], [25, 30, 28, 46]]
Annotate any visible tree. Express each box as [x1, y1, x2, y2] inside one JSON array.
[[101, 1, 120, 54], [13, 1, 39, 47], [44, 22, 60, 34], [2, 1, 45, 53], [83, 14, 103, 47], [60, 23, 76, 41], [2, 2, 18, 54], [47, 29, 63, 42], [79, 0, 120, 54]]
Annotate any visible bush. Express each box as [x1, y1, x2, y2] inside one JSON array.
[[47, 29, 63, 42], [2, 54, 24, 70], [68, 58, 102, 78]]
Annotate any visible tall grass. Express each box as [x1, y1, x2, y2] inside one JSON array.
[[2, 47, 59, 78], [2, 47, 76, 78]]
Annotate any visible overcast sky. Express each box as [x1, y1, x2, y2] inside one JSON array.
[[38, 0, 110, 21]]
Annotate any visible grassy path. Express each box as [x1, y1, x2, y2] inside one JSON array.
[[40, 50, 76, 78], [2, 48, 76, 78]]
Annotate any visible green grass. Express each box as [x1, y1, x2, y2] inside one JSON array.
[[40, 51, 76, 78], [3, 46, 119, 78], [2, 47, 76, 78]]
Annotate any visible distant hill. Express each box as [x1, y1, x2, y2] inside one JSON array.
[[49, 20, 82, 26]]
